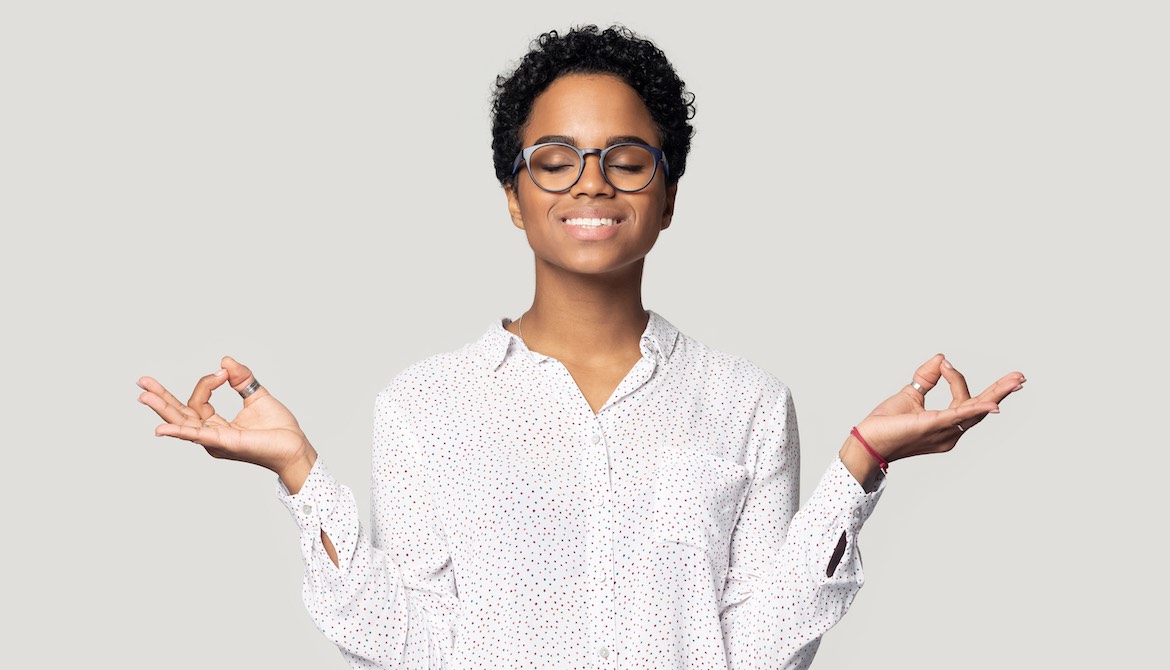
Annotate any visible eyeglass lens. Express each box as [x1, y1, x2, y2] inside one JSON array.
[[528, 144, 657, 192]]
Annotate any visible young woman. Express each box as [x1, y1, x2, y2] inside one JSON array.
[[137, 26, 1025, 669]]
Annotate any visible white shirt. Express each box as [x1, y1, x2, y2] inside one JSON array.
[[278, 310, 885, 669]]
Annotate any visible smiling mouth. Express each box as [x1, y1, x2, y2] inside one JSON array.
[[562, 217, 621, 227]]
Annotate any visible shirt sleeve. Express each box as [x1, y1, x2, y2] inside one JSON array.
[[276, 391, 459, 669], [718, 386, 885, 670]]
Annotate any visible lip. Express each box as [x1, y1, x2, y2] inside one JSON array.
[[558, 209, 626, 241]]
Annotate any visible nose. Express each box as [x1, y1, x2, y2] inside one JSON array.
[[571, 151, 615, 198]]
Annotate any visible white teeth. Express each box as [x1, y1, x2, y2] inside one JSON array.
[[563, 217, 619, 227]]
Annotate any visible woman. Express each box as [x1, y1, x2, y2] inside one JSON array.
[[137, 26, 1024, 669]]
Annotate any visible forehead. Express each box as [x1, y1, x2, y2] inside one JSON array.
[[522, 73, 661, 146]]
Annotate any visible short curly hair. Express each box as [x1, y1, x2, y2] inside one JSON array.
[[491, 25, 696, 187]]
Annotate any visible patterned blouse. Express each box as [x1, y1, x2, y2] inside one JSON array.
[[278, 310, 885, 669]]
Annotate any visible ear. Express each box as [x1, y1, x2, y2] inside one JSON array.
[[659, 183, 678, 231], [504, 183, 525, 230]]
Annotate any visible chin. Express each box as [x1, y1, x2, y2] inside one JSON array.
[[550, 254, 648, 278]]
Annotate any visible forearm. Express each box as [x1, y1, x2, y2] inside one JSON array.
[[276, 449, 340, 567], [722, 458, 885, 669], [838, 435, 882, 492], [320, 530, 339, 567], [277, 446, 319, 495], [281, 458, 411, 665]]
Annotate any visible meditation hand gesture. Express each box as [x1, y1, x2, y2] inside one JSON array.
[[137, 356, 317, 489], [841, 354, 1026, 486]]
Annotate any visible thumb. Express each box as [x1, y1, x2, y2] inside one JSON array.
[[221, 355, 262, 396]]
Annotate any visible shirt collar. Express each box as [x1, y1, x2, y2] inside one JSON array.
[[640, 309, 679, 362], [476, 309, 679, 372]]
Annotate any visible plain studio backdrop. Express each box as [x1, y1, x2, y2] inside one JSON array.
[[2, 1, 1165, 667]]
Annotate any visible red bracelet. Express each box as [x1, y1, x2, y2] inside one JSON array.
[[850, 426, 888, 475]]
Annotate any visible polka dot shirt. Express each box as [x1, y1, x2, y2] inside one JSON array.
[[278, 310, 884, 669]]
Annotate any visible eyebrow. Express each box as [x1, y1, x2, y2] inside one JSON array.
[[531, 134, 656, 147]]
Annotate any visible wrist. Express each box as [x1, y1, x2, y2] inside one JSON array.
[[276, 445, 318, 495], [839, 435, 881, 491]]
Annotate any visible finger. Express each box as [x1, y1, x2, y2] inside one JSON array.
[[155, 421, 242, 451], [221, 355, 271, 404], [187, 368, 230, 420], [905, 353, 946, 397], [972, 370, 1027, 406], [139, 390, 198, 426], [932, 401, 1000, 433], [137, 376, 193, 417], [939, 358, 972, 408]]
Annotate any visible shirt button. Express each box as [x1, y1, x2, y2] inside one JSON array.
[[852, 508, 862, 518], [302, 504, 314, 515], [598, 646, 610, 659], [590, 434, 601, 444]]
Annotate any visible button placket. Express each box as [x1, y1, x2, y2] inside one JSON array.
[[585, 419, 617, 667]]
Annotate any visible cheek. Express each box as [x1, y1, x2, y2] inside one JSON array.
[[638, 193, 670, 223], [515, 183, 557, 216]]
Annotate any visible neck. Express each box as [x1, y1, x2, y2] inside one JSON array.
[[514, 258, 649, 365]]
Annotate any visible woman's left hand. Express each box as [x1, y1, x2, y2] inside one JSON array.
[[840, 354, 1026, 487]]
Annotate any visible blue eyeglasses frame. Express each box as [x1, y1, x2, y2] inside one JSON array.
[[510, 142, 671, 193]]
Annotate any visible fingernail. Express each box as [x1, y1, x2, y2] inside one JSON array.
[[1012, 384, 1023, 392], [942, 359, 953, 369], [990, 405, 1001, 414], [213, 369, 227, 377]]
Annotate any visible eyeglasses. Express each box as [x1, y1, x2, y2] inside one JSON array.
[[511, 142, 670, 193]]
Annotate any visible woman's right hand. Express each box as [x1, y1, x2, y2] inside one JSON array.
[[137, 356, 317, 490]]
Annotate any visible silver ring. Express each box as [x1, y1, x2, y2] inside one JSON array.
[[239, 379, 261, 399], [910, 381, 926, 394], [955, 423, 966, 432]]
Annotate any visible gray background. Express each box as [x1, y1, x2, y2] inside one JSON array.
[[3, 0, 1165, 667]]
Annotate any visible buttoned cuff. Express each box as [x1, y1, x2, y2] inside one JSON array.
[[276, 456, 340, 533], [812, 457, 886, 534], [276, 457, 362, 574]]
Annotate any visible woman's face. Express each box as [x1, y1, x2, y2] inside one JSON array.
[[505, 73, 677, 278]]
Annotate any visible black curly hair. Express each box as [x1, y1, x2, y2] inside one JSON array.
[[491, 25, 696, 187]]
